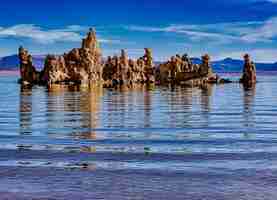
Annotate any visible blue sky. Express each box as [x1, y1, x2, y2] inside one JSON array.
[[0, 0, 277, 62]]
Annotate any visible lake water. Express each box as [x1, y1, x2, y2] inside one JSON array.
[[0, 73, 277, 199]]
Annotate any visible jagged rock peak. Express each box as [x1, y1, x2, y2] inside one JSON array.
[[82, 28, 101, 54], [18, 46, 39, 84]]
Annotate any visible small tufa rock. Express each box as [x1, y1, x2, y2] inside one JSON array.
[[18, 46, 39, 85], [240, 54, 257, 87], [143, 48, 155, 83], [199, 54, 213, 76]]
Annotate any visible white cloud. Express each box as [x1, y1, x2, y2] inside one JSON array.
[[126, 18, 277, 62], [128, 24, 237, 43], [0, 24, 82, 44], [240, 17, 277, 42], [126, 17, 277, 44], [0, 24, 116, 44]]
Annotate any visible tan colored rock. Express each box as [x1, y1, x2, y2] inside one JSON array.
[[18, 46, 39, 84], [181, 54, 193, 72], [137, 57, 145, 81], [143, 48, 153, 67], [240, 54, 256, 86], [199, 54, 213, 76], [158, 61, 170, 83], [129, 59, 141, 83], [142, 48, 155, 83], [102, 56, 113, 81], [157, 53, 216, 85], [41, 55, 68, 84], [158, 55, 184, 83], [102, 48, 156, 85], [18, 28, 223, 87], [119, 49, 129, 82], [40, 28, 103, 84]]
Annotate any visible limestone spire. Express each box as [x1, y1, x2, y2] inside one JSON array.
[[82, 28, 99, 51]]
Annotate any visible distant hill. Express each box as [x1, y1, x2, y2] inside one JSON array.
[[0, 54, 276, 72], [212, 58, 277, 72], [0, 55, 45, 71], [212, 58, 243, 72]]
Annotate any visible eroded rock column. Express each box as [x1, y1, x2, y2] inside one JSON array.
[[240, 54, 256, 87], [18, 46, 39, 85]]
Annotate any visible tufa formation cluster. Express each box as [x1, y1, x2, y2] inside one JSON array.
[[102, 48, 155, 87], [41, 28, 102, 84], [19, 29, 155, 86], [157, 54, 216, 85], [18, 28, 257, 87]]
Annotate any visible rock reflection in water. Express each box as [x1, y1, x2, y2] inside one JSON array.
[[46, 84, 103, 140], [199, 84, 213, 128], [242, 84, 256, 134], [19, 87, 33, 135], [143, 85, 153, 128]]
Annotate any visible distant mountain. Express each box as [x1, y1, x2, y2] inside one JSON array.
[[211, 58, 277, 72], [0, 55, 45, 71], [0, 54, 276, 72], [212, 58, 244, 72], [190, 57, 277, 72]]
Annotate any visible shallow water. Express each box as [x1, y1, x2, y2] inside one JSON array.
[[0, 73, 277, 199]]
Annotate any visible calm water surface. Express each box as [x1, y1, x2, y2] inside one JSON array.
[[0, 73, 277, 199]]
